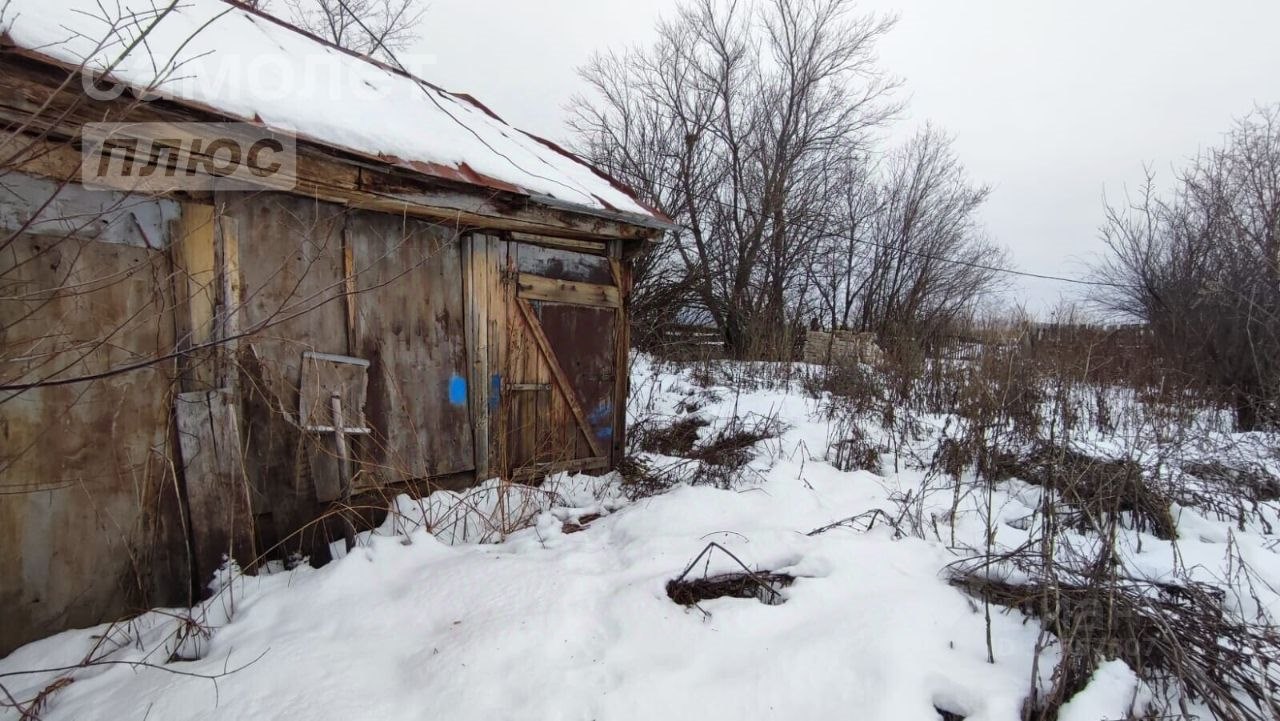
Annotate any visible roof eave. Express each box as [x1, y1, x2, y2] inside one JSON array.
[[530, 193, 676, 235]]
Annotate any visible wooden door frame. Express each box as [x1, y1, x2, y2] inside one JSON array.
[[462, 233, 508, 481], [606, 239, 631, 467]]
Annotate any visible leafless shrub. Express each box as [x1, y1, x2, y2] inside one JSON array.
[[1181, 461, 1280, 504], [828, 423, 883, 474], [779, 286, 1279, 720], [632, 414, 710, 457], [1092, 105, 1280, 432], [0, 582, 263, 719], [953, 348, 1046, 443], [953, 570, 1280, 721], [805, 360, 893, 473], [1014, 443, 1177, 541], [806, 508, 901, 537], [688, 413, 782, 467], [932, 435, 980, 481], [623, 390, 784, 496], [616, 454, 675, 502], [1174, 461, 1280, 531], [803, 360, 885, 410]]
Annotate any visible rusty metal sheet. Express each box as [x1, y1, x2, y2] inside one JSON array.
[[532, 301, 618, 454], [0, 170, 179, 248], [346, 211, 474, 481], [0, 221, 179, 654], [515, 244, 613, 284]]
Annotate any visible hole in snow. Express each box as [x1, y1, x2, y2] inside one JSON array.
[[666, 572, 794, 607]]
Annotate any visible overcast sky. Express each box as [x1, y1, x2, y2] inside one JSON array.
[[415, 0, 1280, 314]]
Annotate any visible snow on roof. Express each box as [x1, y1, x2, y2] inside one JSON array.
[[0, 0, 666, 226]]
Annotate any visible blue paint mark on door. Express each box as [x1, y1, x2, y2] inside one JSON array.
[[448, 375, 467, 406], [489, 374, 501, 411], [587, 403, 613, 425], [590, 402, 614, 441]]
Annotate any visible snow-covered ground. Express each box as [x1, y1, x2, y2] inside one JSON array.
[[2, 356, 1277, 720]]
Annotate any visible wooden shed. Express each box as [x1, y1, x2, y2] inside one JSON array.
[[0, 0, 669, 653]]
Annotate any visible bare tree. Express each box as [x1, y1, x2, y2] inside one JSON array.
[[284, 0, 424, 58], [852, 126, 1004, 342], [808, 154, 882, 330], [1093, 104, 1280, 430], [571, 0, 900, 358]]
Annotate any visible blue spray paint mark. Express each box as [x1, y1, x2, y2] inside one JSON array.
[[587, 403, 613, 425], [448, 375, 467, 406], [589, 402, 614, 441], [489, 374, 501, 411]]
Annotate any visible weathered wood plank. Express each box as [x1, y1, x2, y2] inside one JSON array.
[[170, 203, 218, 391], [489, 238, 510, 478], [516, 273, 620, 308], [510, 455, 609, 482], [225, 192, 348, 556], [175, 389, 256, 586], [511, 319, 536, 469], [214, 210, 241, 389], [463, 233, 512, 480], [341, 236, 357, 354], [610, 241, 631, 465], [509, 232, 609, 255], [462, 234, 486, 478]]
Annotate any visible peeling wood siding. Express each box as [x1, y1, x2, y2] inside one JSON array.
[[0, 172, 184, 653]]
